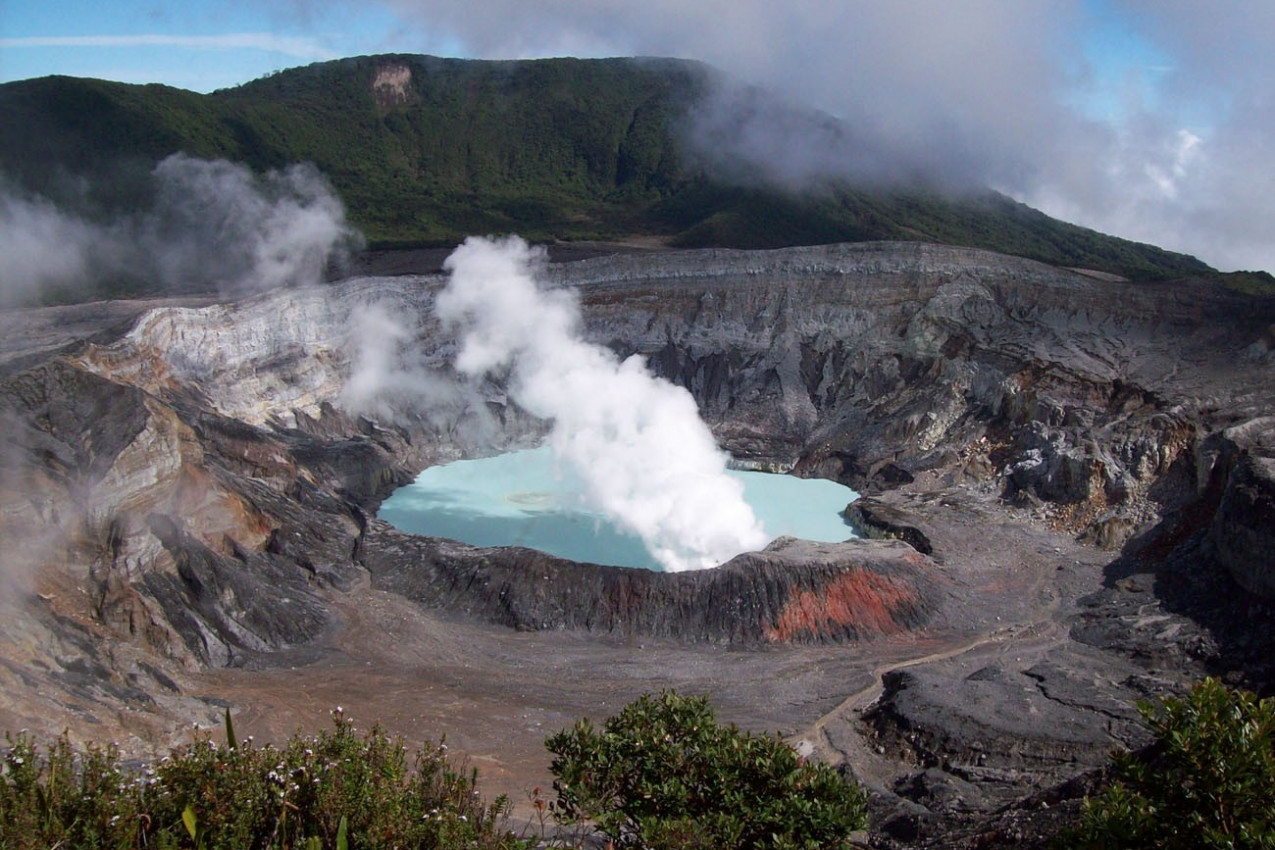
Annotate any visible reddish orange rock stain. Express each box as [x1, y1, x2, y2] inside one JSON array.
[[764, 569, 919, 642]]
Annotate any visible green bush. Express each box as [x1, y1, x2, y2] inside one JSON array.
[[0, 708, 523, 850], [1065, 677, 1275, 849], [545, 690, 867, 849]]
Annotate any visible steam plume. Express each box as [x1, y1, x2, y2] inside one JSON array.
[[339, 301, 480, 430], [435, 235, 768, 571], [0, 154, 358, 305], [340, 303, 428, 420]]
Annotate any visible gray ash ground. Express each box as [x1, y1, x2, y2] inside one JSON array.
[[3, 242, 1274, 848], [191, 476, 1217, 848]]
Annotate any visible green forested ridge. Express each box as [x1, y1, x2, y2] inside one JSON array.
[[0, 55, 1216, 280]]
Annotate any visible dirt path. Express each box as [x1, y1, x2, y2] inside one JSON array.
[[786, 482, 1110, 795], [793, 616, 1070, 795], [795, 630, 1006, 791]]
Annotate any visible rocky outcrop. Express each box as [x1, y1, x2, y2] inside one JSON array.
[[1212, 454, 1275, 596], [363, 527, 941, 643], [2, 239, 1275, 763], [1206, 419, 1275, 598], [560, 244, 1275, 558], [0, 355, 413, 672], [844, 498, 935, 557], [866, 663, 1146, 788], [3, 242, 1273, 674], [39, 245, 1272, 559]]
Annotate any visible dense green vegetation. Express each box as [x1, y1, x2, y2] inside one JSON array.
[[0, 709, 521, 850], [546, 691, 868, 849], [1063, 678, 1275, 849], [6, 683, 1275, 849], [0, 55, 1211, 280], [0, 694, 867, 850], [1211, 269, 1275, 297]]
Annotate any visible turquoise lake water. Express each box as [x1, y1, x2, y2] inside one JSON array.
[[377, 446, 859, 570]]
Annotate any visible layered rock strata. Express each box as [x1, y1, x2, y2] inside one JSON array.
[[1, 241, 1273, 811]]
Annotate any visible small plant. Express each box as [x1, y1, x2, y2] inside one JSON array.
[[1064, 677, 1275, 849], [0, 708, 525, 849], [545, 690, 868, 849]]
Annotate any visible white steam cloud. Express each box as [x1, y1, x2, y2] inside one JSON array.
[[0, 154, 357, 305], [0, 193, 103, 304], [340, 303, 425, 420], [339, 301, 478, 429], [435, 235, 768, 571]]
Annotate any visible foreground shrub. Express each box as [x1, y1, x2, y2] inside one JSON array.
[[0, 708, 522, 849], [1065, 677, 1275, 849], [545, 690, 868, 849]]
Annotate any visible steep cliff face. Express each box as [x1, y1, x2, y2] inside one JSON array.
[[562, 244, 1274, 557], [1, 241, 1273, 748], [1206, 420, 1275, 598], [0, 356, 389, 669]]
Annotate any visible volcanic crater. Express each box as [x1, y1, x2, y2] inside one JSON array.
[[3, 241, 1275, 846]]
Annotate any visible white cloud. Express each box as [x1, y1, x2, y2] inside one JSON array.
[[0, 33, 336, 60], [357, 0, 1275, 271]]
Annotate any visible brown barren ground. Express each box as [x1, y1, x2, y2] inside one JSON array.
[[192, 480, 1111, 818]]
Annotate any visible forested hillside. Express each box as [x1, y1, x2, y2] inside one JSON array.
[[0, 55, 1213, 280]]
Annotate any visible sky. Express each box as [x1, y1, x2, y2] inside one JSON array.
[[3, 0, 1274, 273]]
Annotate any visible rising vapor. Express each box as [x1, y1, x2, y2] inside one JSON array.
[[435, 235, 768, 571], [0, 154, 358, 305], [339, 301, 485, 432]]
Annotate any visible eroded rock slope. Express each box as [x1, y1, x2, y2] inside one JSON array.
[[0, 242, 1272, 840]]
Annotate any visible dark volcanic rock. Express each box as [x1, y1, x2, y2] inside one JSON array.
[[563, 245, 1275, 559], [872, 665, 1114, 769], [3, 241, 1275, 845], [844, 497, 935, 557], [864, 661, 1147, 808], [1210, 448, 1275, 599], [874, 767, 1111, 850], [143, 514, 331, 666], [363, 528, 942, 643], [0, 350, 406, 671]]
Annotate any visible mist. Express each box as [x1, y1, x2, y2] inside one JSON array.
[[0, 154, 359, 305], [435, 235, 768, 572], [339, 301, 490, 434], [0, 407, 82, 608], [359, 0, 1275, 272]]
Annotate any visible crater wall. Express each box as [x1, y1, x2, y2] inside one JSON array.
[[2, 241, 1274, 743]]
